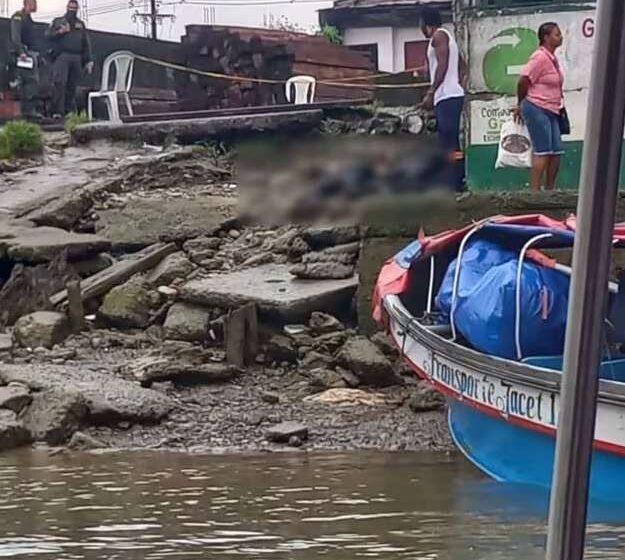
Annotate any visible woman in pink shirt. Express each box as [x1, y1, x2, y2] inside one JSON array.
[[513, 23, 564, 191]]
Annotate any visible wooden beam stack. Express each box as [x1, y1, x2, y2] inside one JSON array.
[[176, 25, 375, 111]]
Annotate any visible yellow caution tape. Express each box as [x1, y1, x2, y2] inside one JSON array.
[[131, 52, 429, 90]]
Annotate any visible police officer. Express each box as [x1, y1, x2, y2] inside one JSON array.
[[47, 0, 94, 118], [10, 0, 42, 120]]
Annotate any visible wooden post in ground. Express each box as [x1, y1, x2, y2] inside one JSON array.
[[225, 303, 258, 367], [66, 279, 85, 333]]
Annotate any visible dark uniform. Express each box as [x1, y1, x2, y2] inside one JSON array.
[[46, 14, 93, 116], [9, 9, 41, 119]]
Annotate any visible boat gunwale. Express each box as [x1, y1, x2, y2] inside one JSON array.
[[383, 294, 625, 407]]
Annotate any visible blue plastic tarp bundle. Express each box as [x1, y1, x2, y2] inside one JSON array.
[[436, 239, 570, 360]]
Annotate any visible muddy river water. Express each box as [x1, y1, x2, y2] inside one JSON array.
[[0, 450, 623, 559]]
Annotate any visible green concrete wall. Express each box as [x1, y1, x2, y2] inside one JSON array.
[[467, 141, 625, 191]]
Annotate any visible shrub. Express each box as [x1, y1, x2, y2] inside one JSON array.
[[64, 111, 89, 133], [319, 25, 343, 45], [0, 120, 43, 159]]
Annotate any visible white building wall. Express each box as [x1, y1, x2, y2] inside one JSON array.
[[343, 27, 394, 72]]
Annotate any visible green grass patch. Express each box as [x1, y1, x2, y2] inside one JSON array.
[[0, 120, 43, 160], [64, 111, 89, 133]]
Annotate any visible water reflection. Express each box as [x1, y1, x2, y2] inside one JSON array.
[[0, 450, 622, 559]]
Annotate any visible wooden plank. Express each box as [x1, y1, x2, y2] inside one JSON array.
[[66, 279, 85, 333], [225, 302, 258, 367], [50, 243, 177, 307]]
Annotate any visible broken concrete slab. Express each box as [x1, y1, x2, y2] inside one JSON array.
[[0, 364, 174, 425], [127, 356, 240, 387], [0, 333, 13, 353], [97, 276, 160, 329], [0, 220, 110, 263], [72, 110, 324, 145], [179, 264, 357, 323], [265, 421, 309, 443], [289, 261, 355, 280], [163, 302, 211, 342], [0, 385, 32, 414], [13, 311, 70, 349], [21, 389, 87, 445], [22, 189, 93, 230], [337, 336, 397, 387], [0, 409, 31, 451], [147, 252, 196, 286], [96, 197, 236, 249], [302, 225, 360, 250]]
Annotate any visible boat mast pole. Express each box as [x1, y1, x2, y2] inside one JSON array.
[[546, 2, 625, 559]]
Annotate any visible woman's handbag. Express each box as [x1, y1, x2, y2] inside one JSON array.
[[558, 106, 571, 135]]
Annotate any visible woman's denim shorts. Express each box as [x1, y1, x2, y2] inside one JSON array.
[[521, 99, 564, 156]]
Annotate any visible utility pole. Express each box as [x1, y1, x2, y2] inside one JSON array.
[[149, 0, 157, 39], [546, 1, 625, 559], [132, 0, 174, 40]]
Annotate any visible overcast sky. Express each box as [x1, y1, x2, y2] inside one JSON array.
[[5, 0, 333, 38]]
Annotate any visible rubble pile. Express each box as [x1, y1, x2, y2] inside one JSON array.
[[0, 136, 451, 455]]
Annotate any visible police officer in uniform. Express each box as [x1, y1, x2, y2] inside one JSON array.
[[47, 0, 94, 118], [10, 0, 42, 120]]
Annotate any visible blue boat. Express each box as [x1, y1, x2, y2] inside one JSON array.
[[373, 214, 625, 504]]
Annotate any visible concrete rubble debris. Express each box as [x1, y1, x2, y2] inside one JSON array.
[[72, 111, 325, 145], [264, 334, 298, 364], [289, 261, 355, 280], [0, 409, 31, 451], [337, 336, 397, 387], [0, 384, 32, 413], [163, 303, 211, 342], [13, 311, 70, 349], [97, 276, 161, 329], [0, 333, 13, 353], [127, 355, 241, 387], [309, 312, 344, 335], [0, 219, 110, 263], [50, 243, 177, 307], [302, 225, 360, 250], [97, 197, 236, 249], [67, 431, 107, 450], [308, 368, 347, 391], [370, 331, 398, 357], [0, 123, 460, 456], [147, 252, 196, 286], [265, 421, 309, 444], [0, 364, 174, 425], [0, 256, 71, 326], [21, 389, 88, 445], [407, 383, 446, 413], [180, 264, 358, 323]]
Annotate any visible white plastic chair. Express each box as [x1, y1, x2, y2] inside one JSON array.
[[87, 51, 135, 121], [285, 75, 316, 104]]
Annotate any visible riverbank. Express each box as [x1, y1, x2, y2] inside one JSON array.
[[0, 124, 457, 455], [2, 327, 453, 455]]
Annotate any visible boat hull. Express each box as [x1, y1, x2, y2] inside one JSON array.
[[448, 399, 625, 504], [384, 295, 625, 504]]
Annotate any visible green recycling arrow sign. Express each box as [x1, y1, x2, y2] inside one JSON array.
[[483, 27, 538, 95]]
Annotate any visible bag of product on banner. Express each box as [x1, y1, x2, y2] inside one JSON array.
[[495, 119, 532, 169]]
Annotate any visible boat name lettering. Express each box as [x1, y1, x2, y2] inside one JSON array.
[[429, 354, 557, 426], [430, 354, 481, 400]]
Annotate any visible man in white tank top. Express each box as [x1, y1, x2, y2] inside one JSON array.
[[420, 6, 466, 192]]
